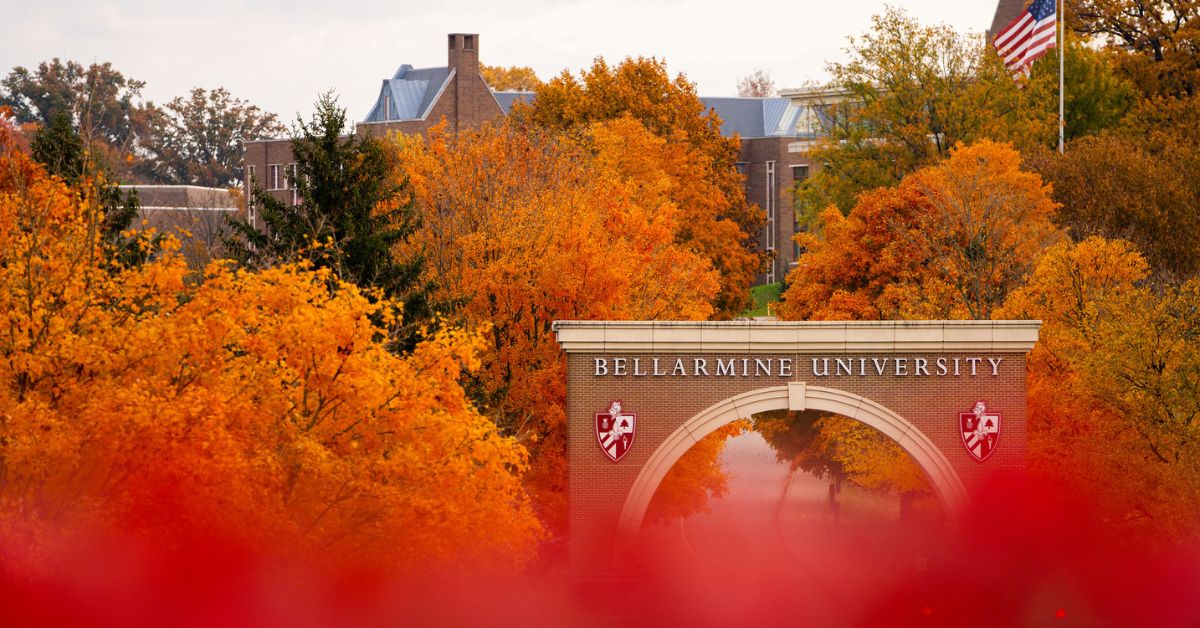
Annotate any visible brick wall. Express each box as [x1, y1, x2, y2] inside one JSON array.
[[242, 33, 505, 218], [738, 136, 813, 284], [566, 351, 1027, 570]]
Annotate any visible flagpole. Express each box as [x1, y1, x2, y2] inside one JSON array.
[[1059, 0, 1065, 154]]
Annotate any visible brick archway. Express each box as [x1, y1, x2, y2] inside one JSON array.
[[555, 320, 1039, 571], [612, 384, 967, 568]]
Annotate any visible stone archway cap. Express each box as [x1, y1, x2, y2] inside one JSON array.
[[554, 320, 1041, 354]]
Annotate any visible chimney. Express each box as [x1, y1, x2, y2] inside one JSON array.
[[447, 33, 481, 132], [447, 33, 479, 74]]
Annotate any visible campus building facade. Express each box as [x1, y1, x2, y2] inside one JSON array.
[[242, 32, 831, 286]]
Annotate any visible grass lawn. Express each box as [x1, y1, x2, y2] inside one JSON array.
[[744, 282, 782, 317]]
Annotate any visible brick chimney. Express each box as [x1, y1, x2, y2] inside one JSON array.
[[447, 33, 479, 74], [448, 34, 480, 131]]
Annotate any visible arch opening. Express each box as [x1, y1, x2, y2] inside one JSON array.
[[613, 384, 967, 567]]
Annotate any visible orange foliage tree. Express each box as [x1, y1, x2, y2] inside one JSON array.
[[999, 237, 1200, 543], [514, 56, 764, 317], [755, 410, 932, 517], [773, 141, 1060, 506], [645, 421, 750, 524], [779, 141, 1062, 321], [0, 132, 541, 569], [389, 120, 721, 530]]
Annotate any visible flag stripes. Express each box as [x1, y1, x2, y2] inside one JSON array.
[[993, 0, 1057, 79]]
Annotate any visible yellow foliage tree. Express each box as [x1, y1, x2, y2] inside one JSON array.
[[0, 132, 541, 569], [999, 237, 1200, 543], [481, 65, 542, 92], [797, 7, 1057, 216]]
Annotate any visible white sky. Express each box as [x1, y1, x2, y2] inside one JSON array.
[[2, 1, 1002, 122]]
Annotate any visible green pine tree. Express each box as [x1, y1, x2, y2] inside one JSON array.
[[31, 111, 146, 265], [226, 92, 436, 353]]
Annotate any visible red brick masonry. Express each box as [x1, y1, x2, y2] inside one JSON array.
[[555, 320, 1039, 570]]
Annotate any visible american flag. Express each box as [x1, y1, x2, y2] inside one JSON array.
[[993, 0, 1058, 80]]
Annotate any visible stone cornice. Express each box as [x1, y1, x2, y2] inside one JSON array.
[[553, 320, 1041, 354]]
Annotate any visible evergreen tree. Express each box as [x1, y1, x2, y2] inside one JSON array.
[[31, 111, 144, 263], [226, 93, 435, 352]]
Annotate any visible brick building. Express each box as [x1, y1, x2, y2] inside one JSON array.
[[246, 13, 1017, 288], [700, 89, 851, 284], [120, 184, 241, 268], [242, 32, 826, 286], [989, 0, 1029, 37], [243, 33, 530, 217]]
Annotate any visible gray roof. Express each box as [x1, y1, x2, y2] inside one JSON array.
[[363, 64, 453, 122], [700, 97, 821, 139], [492, 91, 535, 115], [120, 185, 237, 210], [359, 63, 825, 140]]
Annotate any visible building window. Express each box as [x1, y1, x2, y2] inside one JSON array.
[[766, 161, 776, 285], [735, 162, 748, 176], [383, 94, 391, 120], [794, 212, 803, 262], [269, 164, 282, 190], [790, 166, 809, 263], [464, 35, 476, 51], [285, 163, 297, 189], [245, 165, 257, 228]]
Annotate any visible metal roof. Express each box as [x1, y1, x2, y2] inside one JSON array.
[[363, 65, 453, 122], [492, 91, 535, 115], [700, 97, 821, 139], [358, 63, 827, 140]]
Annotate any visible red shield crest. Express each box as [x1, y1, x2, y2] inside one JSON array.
[[596, 400, 636, 462], [960, 400, 1001, 462]]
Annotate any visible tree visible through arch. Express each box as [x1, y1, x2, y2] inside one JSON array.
[[612, 384, 967, 567]]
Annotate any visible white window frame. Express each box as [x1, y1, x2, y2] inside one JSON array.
[[269, 164, 282, 190]]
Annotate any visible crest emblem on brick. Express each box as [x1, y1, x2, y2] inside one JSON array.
[[596, 400, 636, 462], [960, 400, 1001, 462]]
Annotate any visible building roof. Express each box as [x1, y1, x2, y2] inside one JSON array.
[[363, 64, 454, 122], [700, 97, 824, 139], [120, 185, 237, 210], [358, 61, 839, 140], [492, 91, 535, 115]]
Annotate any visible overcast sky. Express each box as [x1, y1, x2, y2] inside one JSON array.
[[2, 1, 1002, 122]]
